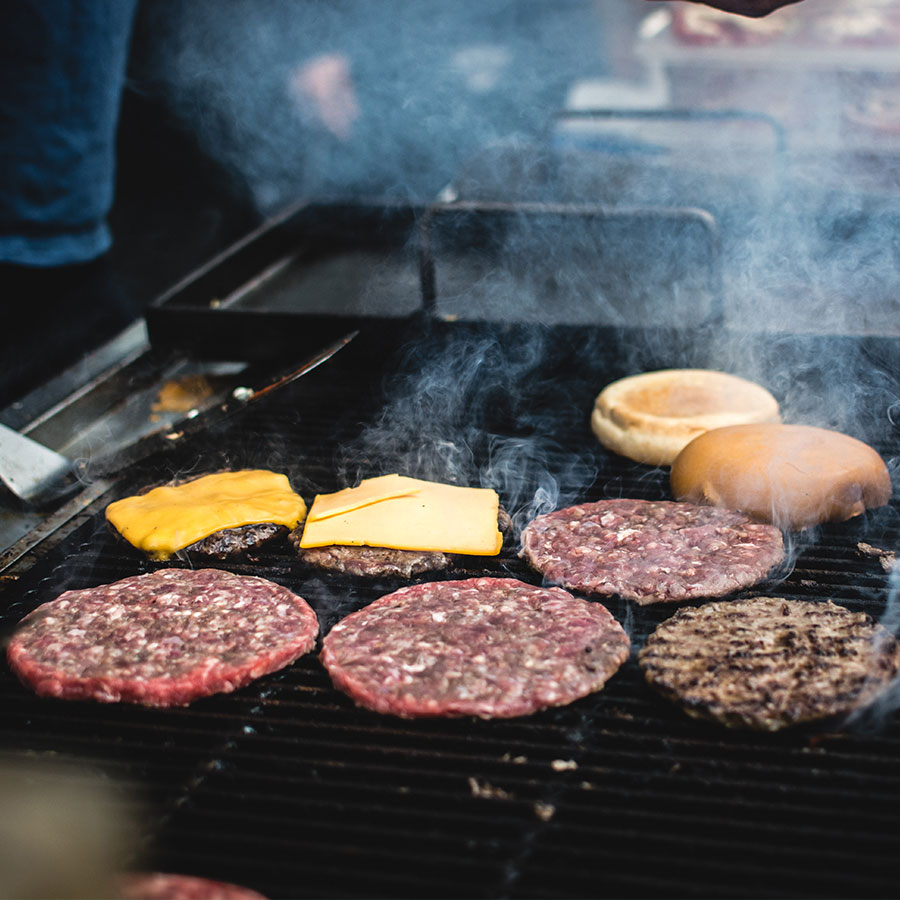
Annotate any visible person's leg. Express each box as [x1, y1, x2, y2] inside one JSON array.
[[0, 0, 139, 404]]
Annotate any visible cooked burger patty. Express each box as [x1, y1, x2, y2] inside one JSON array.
[[639, 596, 900, 730], [7, 568, 318, 707], [187, 523, 287, 559], [520, 498, 784, 605], [320, 576, 630, 719], [289, 508, 511, 578], [291, 539, 451, 577]]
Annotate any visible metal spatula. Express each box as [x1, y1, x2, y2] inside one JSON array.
[[0, 423, 81, 506], [0, 329, 359, 507]]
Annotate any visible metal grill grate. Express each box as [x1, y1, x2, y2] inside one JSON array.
[[2, 321, 900, 899]]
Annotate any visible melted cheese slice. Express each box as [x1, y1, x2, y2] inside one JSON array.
[[299, 474, 502, 556], [106, 469, 307, 560]]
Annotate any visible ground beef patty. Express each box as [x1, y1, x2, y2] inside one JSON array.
[[117, 872, 267, 899], [7, 568, 318, 707], [639, 596, 900, 730], [520, 498, 784, 605], [320, 576, 630, 719]]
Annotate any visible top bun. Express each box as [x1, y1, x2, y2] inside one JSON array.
[[670, 423, 892, 531], [591, 369, 781, 467]]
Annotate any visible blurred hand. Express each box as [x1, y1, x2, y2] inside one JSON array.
[[650, 0, 804, 16], [288, 53, 360, 141]]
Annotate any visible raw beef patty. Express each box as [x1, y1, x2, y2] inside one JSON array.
[[117, 872, 267, 900], [116, 872, 266, 900], [7, 568, 318, 707], [639, 596, 900, 730], [520, 498, 784, 605], [320, 576, 630, 719]]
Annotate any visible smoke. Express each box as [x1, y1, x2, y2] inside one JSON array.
[[130, 0, 900, 347], [333, 327, 599, 535], [846, 540, 900, 732], [131, 0, 609, 211], [130, 1, 900, 401], [136, 1, 900, 614]]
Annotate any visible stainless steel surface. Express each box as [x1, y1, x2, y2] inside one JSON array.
[[0, 323, 358, 565], [0, 477, 115, 577], [0, 424, 79, 506], [167, 328, 360, 430], [0, 321, 245, 560], [0, 322, 153, 555]]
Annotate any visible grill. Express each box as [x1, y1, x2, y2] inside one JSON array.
[[2, 200, 900, 899]]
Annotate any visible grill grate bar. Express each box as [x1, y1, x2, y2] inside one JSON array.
[[144, 730, 900, 812], [144, 786, 900, 898], [158, 800, 900, 870], [146, 759, 900, 833], [515, 848, 898, 900], [152, 848, 507, 900]]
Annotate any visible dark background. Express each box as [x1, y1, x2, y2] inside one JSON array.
[[3, 0, 626, 407]]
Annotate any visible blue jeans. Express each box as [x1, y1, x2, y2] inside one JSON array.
[[0, 0, 138, 266]]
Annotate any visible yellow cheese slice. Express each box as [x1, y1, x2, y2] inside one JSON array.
[[106, 469, 307, 560], [299, 475, 502, 556], [306, 473, 423, 522]]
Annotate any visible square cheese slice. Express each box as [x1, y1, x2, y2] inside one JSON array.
[[299, 475, 502, 556], [306, 474, 424, 522]]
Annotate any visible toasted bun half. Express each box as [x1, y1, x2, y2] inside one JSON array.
[[671, 423, 892, 531], [591, 369, 781, 466]]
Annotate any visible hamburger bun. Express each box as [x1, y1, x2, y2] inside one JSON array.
[[671, 423, 892, 531], [591, 369, 781, 466]]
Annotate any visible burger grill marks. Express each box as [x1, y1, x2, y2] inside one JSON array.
[[639, 597, 900, 731]]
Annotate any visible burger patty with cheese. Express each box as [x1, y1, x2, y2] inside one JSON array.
[[291, 474, 506, 578], [105, 469, 307, 561]]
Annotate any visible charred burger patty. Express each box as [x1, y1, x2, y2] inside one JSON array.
[[188, 522, 288, 560], [639, 596, 900, 730], [290, 536, 451, 578]]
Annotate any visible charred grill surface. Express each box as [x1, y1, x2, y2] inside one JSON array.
[[2, 322, 900, 899]]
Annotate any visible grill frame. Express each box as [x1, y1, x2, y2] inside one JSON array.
[[144, 199, 726, 361]]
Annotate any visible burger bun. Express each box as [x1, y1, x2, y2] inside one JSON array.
[[591, 368, 781, 467], [670, 423, 892, 531]]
